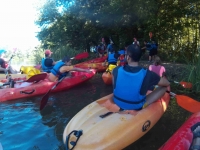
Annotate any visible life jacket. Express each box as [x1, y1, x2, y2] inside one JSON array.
[[0, 58, 6, 68], [107, 44, 113, 52], [41, 58, 54, 72], [108, 53, 117, 63], [151, 43, 157, 50], [113, 67, 147, 110], [146, 43, 152, 51], [51, 61, 68, 79], [119, 55, 125, 66]]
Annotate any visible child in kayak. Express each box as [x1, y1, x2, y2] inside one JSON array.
[[149, 56, 166, 77], [112, 44, 170, 110], [48, 56, 92, 82]]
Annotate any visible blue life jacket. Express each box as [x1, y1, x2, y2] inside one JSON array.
[[151, 43, 157, 50], [108, 53, 117, 63], [107, 44, 113, 52], [41, 58, 54, 72], [113, 67, 147, 110], [51, 61, 68, 79], [146, 43, 152, 51]]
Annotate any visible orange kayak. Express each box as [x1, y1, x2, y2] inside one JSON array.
[[0, 70, 96, 102], [75, 56, 107, 72], [159, 112, 200, 150], [63, 91, 170, 150]]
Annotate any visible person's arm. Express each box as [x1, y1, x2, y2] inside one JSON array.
[[60, 66, 91, 73], [71, 67, 92, 73], [157, 77, 170, 87], [148, 65, 152, 71]]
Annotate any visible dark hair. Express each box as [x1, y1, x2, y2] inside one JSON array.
[[62, 56, 71, 62], [45, 54, 50, 57], [127, 44, 142, 62], [154, 56, 161, 66]]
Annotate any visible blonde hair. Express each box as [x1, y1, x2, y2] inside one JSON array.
[[154, 56, 161, 66]]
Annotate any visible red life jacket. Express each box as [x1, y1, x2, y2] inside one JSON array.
[[119, 55, 125, 66]]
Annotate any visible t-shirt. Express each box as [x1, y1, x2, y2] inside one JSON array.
[[149, 65, 165, 77], [44, 58, 54, 67], [113, 65, 160, 95]]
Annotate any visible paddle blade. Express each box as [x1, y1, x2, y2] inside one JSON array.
[[176, 95, 200, 113], [40, 90, 51, 110], [179, 81, 192, 89], [26, 73, 47, 82], [74, 52, 89, 60]]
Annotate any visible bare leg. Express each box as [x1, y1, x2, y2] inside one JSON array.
[[146, 86, 167, 105]]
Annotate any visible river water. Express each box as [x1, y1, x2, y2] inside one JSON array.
[[0, 73, 191, 150]]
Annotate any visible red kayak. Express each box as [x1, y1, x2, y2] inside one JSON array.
[[75, 56, 107, 72], [159, 112, 200, 150], [0, 70, 96, 102]]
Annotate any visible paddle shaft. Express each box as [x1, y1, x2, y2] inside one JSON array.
[[40, 76, 65, 110]]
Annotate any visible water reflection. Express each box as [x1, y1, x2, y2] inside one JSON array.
[[0, 73, 191, 150]]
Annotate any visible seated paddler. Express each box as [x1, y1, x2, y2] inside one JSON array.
[[48, 56, 92, 82], [112, 43, 170, 110], [41, 49, 58, 73]]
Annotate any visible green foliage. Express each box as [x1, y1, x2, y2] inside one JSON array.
[[35, 0, 200, 63], [185, 54, 200, 93]]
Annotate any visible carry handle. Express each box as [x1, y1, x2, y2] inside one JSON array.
[[65, 130, 83, 150]]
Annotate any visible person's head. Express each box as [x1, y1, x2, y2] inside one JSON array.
[[154, 56, 162, 66], [126, 44, 142, 62], [45, 49, 53, 57], [62, 56, 72, 66], [133, 37, 137, 42], [0, 49, 6, 57]]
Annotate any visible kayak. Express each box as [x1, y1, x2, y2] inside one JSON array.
[[20, 66, 41, 78], [159, 112, 200, 150], [102, 64, 117, 85], [0, 74, 27, 81], [0, 70, 96, 102], [63, 91, 170, 150], [75, 56, 107, 72]]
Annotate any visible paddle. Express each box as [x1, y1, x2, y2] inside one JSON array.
[[40, 76, 65, 110], [0, 73, 47, 87], [169, 91, 200, 113], [170, 80, 192, 89], [71, 52, 89, 60], [4, 48, 17, 75]]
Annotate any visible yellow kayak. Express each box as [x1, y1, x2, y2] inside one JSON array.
[[63, 92, 170, 150], [20, 66, 41, 78]]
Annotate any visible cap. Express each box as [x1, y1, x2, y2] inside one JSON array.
[[0, 49, 6, 55], [45, 49, 53, 55]]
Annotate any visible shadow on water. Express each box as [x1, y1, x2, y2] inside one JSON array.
[[0, 73, 192, 150]]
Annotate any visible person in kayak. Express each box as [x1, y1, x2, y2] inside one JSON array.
[[41, 49, 58, 73], [112, 44, 170, 110], [0, 49, 18, 74], [48, 56, 92, 82], [149, 56, 166, 77], [104, 46, 120, 66]]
